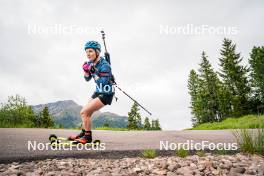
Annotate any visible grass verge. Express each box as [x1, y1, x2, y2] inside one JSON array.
[[191, 115, 264, 130], [233, 128, 264, 155]]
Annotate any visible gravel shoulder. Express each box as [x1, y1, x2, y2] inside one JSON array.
[[0, 153, 263, 176]]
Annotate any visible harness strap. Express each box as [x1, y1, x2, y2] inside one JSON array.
[[99, 72, 110, 77]]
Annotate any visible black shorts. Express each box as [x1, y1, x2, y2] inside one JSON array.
[[91, 92, 114, 105]]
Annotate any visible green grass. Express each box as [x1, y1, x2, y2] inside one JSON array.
[[140, 149, 157, 158], [94, 127, 146, 131], [255, 129, 264, 155], [233, 128, 264, 155], [215, 149, 229, 155], [176, 148, 189, 158], [196, 150, 205, 157], [94, 127, 130, 131], [191, 115, 264, 130]]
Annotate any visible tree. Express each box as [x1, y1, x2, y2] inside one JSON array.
[[151, 119, 155, 130], [216, 83, 232, 119], [218, 38, 251, 117], [150, 119, 162, 130], [249, 46, 264, 103], [154, 119, 161, 130], [41, 106, 54, 128], [103, 123, 110, 127], [188, 69, 201, 126], [58, 124, 64, 128], [0, 95, 35, 127], [34, 112, 42, 128], [188, 52, 226, 125], [26, 106, 37, 127], [127, 102, 142, 130], [188, 50, 236, 126], [198, 52, 222, 123], [143, 117, 151, 130]]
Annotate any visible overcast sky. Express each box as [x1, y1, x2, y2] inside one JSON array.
[[0, 0, 263, 130]]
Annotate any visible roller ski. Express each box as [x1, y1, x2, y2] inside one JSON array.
[[49, 130, 100, 147]]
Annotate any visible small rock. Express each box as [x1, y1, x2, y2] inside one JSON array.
[[133, 167, 142, 173], [161, 161, 168, 169], [144, 169, 151, 175], [25, 172, 35, 176], [245, 166, 257, 175], [167, 163, 181, 171], [219, 162, 232, 170], [204, 160, 212, 168], [197, 164, 205, 171], [212, 169, 220, 175], [167, 165, 176, 172], [46, 171, 57, 176], [230, 167, 246, 174], [189, 163, 197, 170], [212, 161, 218, 169], [167, 171, 177, 176], [176, 166, 193, 175], [152, 169, 167, 175]]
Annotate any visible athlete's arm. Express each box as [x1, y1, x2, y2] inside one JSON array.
[[84, 72, 92, 81], [95, 64, 111, 85]]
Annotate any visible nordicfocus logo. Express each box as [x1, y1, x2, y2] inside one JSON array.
[[160, 140, 238, 151], [159, 24, 238, 36], [27, 141, 106, 151], [27, 24, 102, 36], [96, 83, 115, 93]]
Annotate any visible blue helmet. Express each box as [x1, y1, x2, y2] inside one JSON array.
[[84, 41, 101, 52]]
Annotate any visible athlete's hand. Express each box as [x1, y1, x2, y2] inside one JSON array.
[[83, 62, 90, 73], [83, 62, 96, 74]]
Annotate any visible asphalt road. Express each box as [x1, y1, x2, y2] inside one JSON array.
[[0, 128, 238, 163]]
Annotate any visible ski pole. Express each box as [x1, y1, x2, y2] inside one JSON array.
[[100, 30, 152, 116], [101, 30, 111, 65], [114, 84, 152, 116], [101, 30, 107, 52]]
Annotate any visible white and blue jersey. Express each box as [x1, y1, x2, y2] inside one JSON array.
[[84, 57, 115, 95]]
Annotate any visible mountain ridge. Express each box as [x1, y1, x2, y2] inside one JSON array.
[[32, 100, 128, 128]]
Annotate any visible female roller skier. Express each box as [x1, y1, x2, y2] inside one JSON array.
[[68, 41, 115, 144]]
